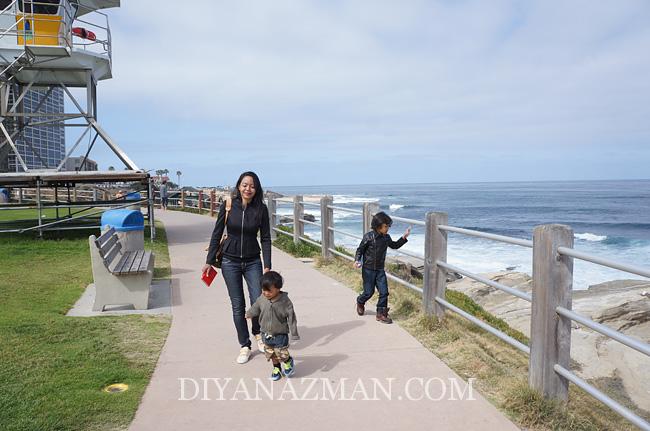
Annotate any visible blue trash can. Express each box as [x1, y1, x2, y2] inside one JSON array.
[[101, 209, 145, 252], [0, 188, 8, 203], [124, 191, 143, 210]]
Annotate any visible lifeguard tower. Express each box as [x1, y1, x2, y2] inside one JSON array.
[[0, 1, 154, 237]]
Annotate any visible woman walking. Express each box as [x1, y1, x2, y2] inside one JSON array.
[[203, 171, 272, 364]]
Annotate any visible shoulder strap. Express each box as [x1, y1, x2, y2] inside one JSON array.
[[221, 196, 232, 240]]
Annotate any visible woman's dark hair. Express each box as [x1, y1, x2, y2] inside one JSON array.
[[261, 270, 283, 291], [371, 211, 393, 230], [233, 171, 264, 206]]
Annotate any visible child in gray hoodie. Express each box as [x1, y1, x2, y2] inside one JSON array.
[[246, 271, 300, 380]]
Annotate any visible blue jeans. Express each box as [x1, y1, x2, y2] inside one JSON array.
[[357, 268, 389, 309], [221, 256, 263, 348]]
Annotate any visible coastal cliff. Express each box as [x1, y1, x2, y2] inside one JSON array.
[[447, 272, 650, 411]]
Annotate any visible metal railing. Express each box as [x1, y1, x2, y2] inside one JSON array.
[[0, 0, 112, 62], [266, 193, 650, 431], [153, 189, 231, 218]]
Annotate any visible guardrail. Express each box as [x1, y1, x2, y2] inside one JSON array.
[[268, 194, 650, 431], [153, 189, 230, 217]]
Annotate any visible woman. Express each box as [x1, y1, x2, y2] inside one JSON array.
[[202, 171, 272, 364]]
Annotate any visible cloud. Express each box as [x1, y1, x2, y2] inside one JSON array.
[[90, 0, 650, 183]]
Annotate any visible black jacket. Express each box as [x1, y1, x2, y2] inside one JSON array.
[[206, 198, 272, 268], [354, 230, 407, 270]]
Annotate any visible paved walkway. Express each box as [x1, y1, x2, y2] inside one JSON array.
[[129, 210, 519, 430]]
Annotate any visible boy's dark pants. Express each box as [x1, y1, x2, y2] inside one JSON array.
[[357, 267, 389, 309]]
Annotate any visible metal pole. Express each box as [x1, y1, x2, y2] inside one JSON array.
[[148, 178, 156, 241], [423, 212, 448, 318], [529, 224, 574, 401], [36, 180, 43, 238], [54, 186, 59, 220]]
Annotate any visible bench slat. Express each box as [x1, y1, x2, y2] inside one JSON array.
[[96, 227, 116, 246], [103, 241, 122, 267], [98, 234, 119, 258], [110, 252, 129, 274], [128, 250, 145, 273], [138, 251, 152, 272], [119, 251, 139, 275]]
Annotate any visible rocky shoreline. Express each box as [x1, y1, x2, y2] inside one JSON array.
[[447, 272, 650, 412]]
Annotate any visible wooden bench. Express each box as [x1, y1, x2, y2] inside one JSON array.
[[89, 227, 155, 311]]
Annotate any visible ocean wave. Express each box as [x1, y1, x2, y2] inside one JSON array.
[[389, 204, 404, 211], [333, 195, 378, 204], [575, 233, 607, 242]]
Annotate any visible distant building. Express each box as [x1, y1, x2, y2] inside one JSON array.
[[3, 87, 66, 172], [64, 156, 98, 172]]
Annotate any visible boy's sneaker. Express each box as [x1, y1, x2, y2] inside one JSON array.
[[376, 307, 393, 324], [356, 302, 365, 316], [282, 357, 295, 377], [271, 366, 282, 381], [254, 334, 265, 353], [236, 347, 251, 364]]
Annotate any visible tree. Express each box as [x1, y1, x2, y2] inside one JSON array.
[[108, 166, 115, 171], [176, 170, 182, 188]]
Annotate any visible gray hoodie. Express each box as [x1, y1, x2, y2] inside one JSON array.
[[246, 291, 300, 340]]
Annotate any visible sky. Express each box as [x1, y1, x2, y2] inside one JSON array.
[[72, 0, 650, 187]]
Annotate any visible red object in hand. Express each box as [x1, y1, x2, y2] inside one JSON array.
[[72, 27, 97, 41], [201, 266, 218, 287]]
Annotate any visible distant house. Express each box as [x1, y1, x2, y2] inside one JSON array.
[[64, 156, 98, 172]]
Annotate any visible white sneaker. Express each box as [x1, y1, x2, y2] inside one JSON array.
[[254, 334, 265, 353], [236, 347, 251, 364]]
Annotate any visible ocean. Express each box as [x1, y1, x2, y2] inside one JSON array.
[[270, 180, 650, 290]]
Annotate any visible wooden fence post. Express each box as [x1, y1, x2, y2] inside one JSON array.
[[210, 190, 215, 217], [293, 195, 303, 245], [423, 212, 448, 318], [529, 224, 574, 401], [320, 195, 334, 259], [267, 195, 277, 240], [198, 191, 203, 212], [363, 202, 379, 234]]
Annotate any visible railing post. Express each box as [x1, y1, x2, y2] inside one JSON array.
[[18, 188, 23, 203], [320, 195, 334, 259], [198, 191, 203, 212], [423, 212, 448, 318], [529, 224, 574, 401], [293, 195, 303, 245], [267, 195, 277, 241], [210, 190, 215, 217], [181, 190, 185, 208], [363, 201, 379, 234]]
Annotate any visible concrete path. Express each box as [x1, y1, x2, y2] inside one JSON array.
[[129, 210, 519, 430]]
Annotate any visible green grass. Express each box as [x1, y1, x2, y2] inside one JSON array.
[[0, 222, 171, 431], [273, 234, 645, 431]]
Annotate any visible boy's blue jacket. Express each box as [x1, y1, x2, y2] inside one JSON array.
[[355, 231, 407, 270]]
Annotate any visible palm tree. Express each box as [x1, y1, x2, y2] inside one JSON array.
[[176, 170, 182, 188]]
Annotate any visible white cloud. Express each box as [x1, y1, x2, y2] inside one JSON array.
[[91, 0, 650, 182]]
